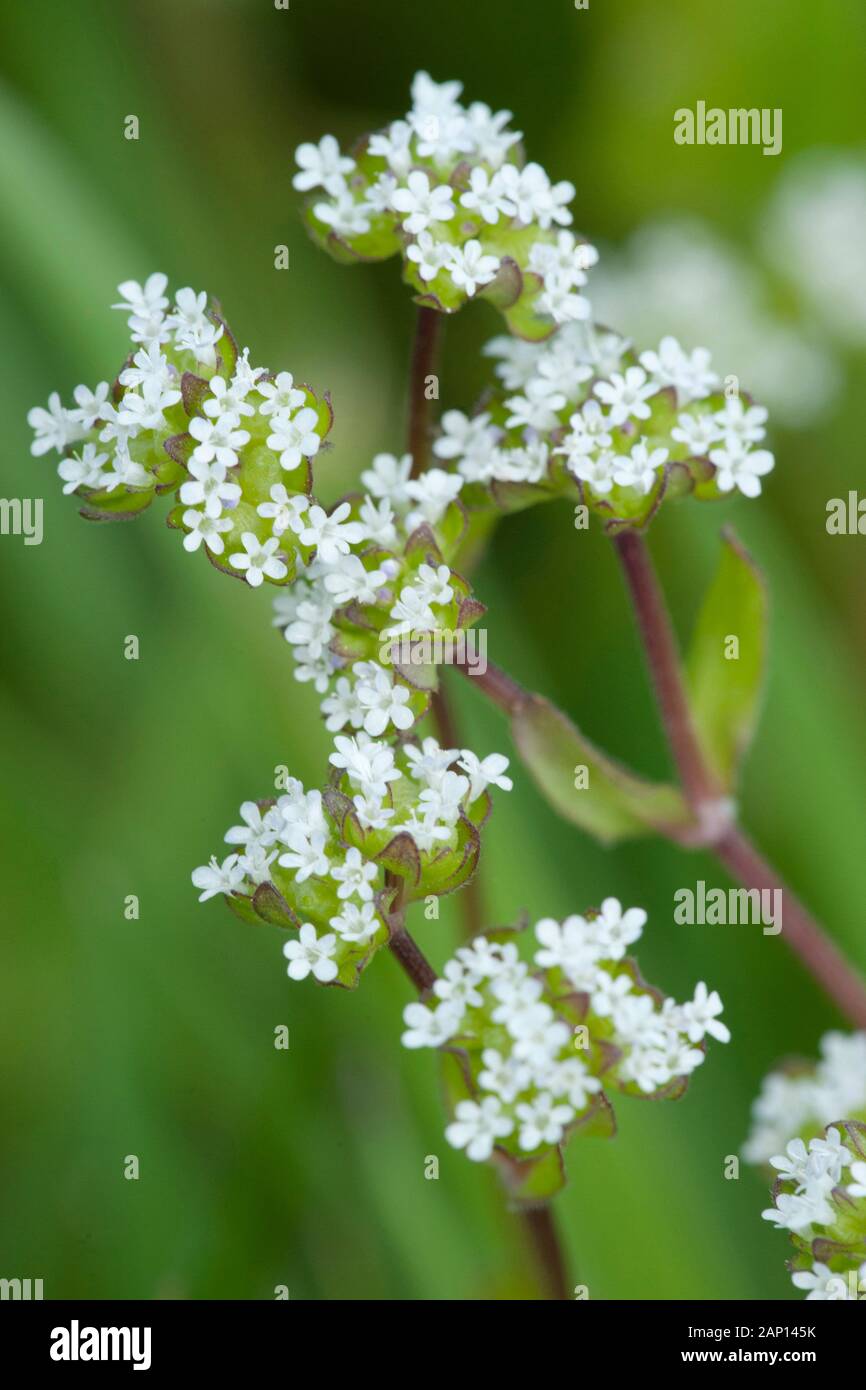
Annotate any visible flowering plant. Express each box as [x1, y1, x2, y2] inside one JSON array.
[[26, 70, 866, 1300]]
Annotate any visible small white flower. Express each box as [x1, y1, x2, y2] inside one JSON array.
[[848, 1160, 866, 1198], [57, 442, 109, 494], [191, 853, 244, 901], [446, 240, 500, 296], [639, 336, 719, 403], [257, 483, 308, 537], [445, 1096, 513, 1161], [313, 190, 371, 238], [299, 501, 366, 563], [361, 451, 413, 507], [680, 982, 731, 1044], [404, 468, 464, 530], [179, 457, 241, 517], [283, 923, 339, 983], [293, 134, 355, 196], [267, 406, 321, 471], [330, 900, 381, 944], [225, 800, 279, 851], [406, 230, 453, 283], [402, 1000, 463, 1049], [391, 171, 456, 235], [713, 397, 768, 444], [671, 409, 723, 456], [189, 412, 249, 468], [181, 508, 233, 555], [456, 750, 512, 801], [28, 392, 81, 456], [594, 366, 656, 426], [612, 438, 668, 495], [229, 533, 288, 587], [516, 1093, 575, 1150], [459, 167, 513, 225], [257, 372, 306, 418], [330, 846, 378, 902], [278, 826, 331, 881], [709, 437, 775, 498]]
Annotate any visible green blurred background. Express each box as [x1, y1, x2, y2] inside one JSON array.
[[2, 0, 865, 1300]]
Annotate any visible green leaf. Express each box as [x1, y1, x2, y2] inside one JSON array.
[[511, 694, 692, 845], [685, 528, 767, 790]]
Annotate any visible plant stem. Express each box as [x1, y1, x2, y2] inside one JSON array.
[[714, 826, 866, 1028], [452, 641, 866, 1027], [612, 529, 720, 811], [521, 1205, 570, 1301], [407, 306, 443, 477]]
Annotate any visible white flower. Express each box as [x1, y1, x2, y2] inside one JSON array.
[[299, 501, 366, 563], [189, 412, 249, 468], [320, 676, 364, 733], [330, 846, 378, 902], [191, 853, 244, 901], [446, 240, 500, 296], [283, 924, 339, 983], [445, 1097, 513, 1161], [355, 667, 415, 737], [293, 134, 355, 196], [181, 508, 233, 555], [330, 900, 381, 944], [278, 826, 331, 881], [709, 437, 774, 498], [497, 162, 573, 229], [179, 457, 241, 517], [361, 451, 414, 506], [456, 750, 512, 801], [28, 392, 81, 456], [588, 898, 646, 959], [680, 982, 731, 1044], [406, 230, 452, 283], [548, 1057, 603, 1110], [322, 555, 387, 608], [612, 438, 669, 495], [70, 381, 111, 428], [112, 272, 169, 338], [402, 1000, 463, 1049], [791, 1263, 856, 1300], [225, 800, 279, 851], [433, 960, 484, 1010], [713, 397, 768, 444], [57, 442, 109, 494], [202, 373, 256, 419], [368, 120, 413, 177], [102, 441, 151, 490], [329, 734, 401, 798], [671, 409, 723, 456], [365, 172, 399, 213], [463, 100, 521, 166], [391, 171, 456, 235], [762, 1190, 834, 1233], [594, 365, 656, 425], [257, 483, 308, 537], [516, 1093, 575, 1150], [351, 793, 395, 832], [639, 336, 719, 403], [229, 533, 288, 587], [505, 378, 566, 432], [313, 190, 371, 237], [459, 167, 513, 225], [358, 496, 398, 548], [404, 468, 464, 530], [257, 371, 306, 418], [267, 406, 321, 471], [478, 1048, 531, 1103], [168, 287, 224, 366], [418, 769, 470, 826], [508, 1002, 570, 1067]]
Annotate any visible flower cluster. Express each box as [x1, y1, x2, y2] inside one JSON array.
[[27, 274, 332, 580], [191, 734, 511, 989], [401, 899, 729, 1191], [743, 1032, 866, 1164], [761, 1122, 866, 1300], [429, 321, 775, 532], [270, 448, 483, 731], [295, 71, 597, 337]]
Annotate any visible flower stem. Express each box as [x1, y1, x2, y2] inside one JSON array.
[[521, 1205, 571, 1301], [407, 306, 443, 477], [453, 634, 866, 1027], [612, 529, 720, 811]]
